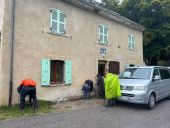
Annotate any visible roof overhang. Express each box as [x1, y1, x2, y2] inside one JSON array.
[[63, 0, 145, 32]]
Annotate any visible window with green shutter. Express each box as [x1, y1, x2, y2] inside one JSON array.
[[98, 24, 108, 44], [50, 9, 66, 35], [41, 59, 72, 86], [128, 34, 135, 50]]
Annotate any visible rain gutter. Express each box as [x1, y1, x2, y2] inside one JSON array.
[[8, 0, 16, 106]]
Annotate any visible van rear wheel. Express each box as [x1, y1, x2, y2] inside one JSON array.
[[148, 94, 155, 110]]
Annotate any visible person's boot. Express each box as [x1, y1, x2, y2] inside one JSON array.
[[110, 99, 115, 107], [32, 97, 38, 110], [105, 99, 111, 108]]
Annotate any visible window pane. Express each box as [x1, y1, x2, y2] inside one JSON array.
[[132, 42, 135, 49], [132, 35, 135, 42], [50, 60, 64, 84], [159, 69, 170, 79], [128, 42, 131, 49], [51, 21, 57, 32], [104, 35, 107, 43], [99, 34, 103, 42], [104, 26, 107, 34], [59, 23, 65, 34], [99, 25, 103, 33], [52, 10, 58, 20], [59, 12, 65, 22], [128, 35, 131, 42]]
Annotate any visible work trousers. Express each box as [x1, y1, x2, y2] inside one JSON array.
[[18, 86, 38, 110]]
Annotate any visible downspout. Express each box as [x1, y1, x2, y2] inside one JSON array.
[[8, 0, 16, 106]]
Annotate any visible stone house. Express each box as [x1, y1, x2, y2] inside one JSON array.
[[0, 0, 145, 105]]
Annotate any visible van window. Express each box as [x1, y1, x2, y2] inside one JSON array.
[[159, 69, 170, 79], [122, 68, 152, 79], [153, 69, 160, 79]]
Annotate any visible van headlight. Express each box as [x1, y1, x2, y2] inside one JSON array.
[[135, 86, 148, 91]]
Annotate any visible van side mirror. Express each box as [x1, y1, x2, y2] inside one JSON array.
[[153, 75, 161, 81]]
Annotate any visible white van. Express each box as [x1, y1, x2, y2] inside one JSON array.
[[119, 66, 170, 109]]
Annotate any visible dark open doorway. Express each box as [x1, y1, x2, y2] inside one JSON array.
[[109, 61, 120, 75], [98, 60, 107, 76]]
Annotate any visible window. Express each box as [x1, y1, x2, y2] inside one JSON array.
[[153, 69, 160, 79], [128, 34, 135, 50], [41, 59, 72, 86], [50, 9, 66, 35], [159, 69, 170, 79], [122, 68, 152, 79], [50, 60, 64, 84], [98, 24, 108, 44]]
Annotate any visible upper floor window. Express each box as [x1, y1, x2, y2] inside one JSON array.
[[98, 24, 108, 44], [50, 9, 66, 35], [128, 34, 135, 50]]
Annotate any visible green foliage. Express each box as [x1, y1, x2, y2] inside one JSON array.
[[103, 0, 170, 65]]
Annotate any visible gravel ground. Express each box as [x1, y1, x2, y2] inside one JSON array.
[[0, 98, 170, 128]]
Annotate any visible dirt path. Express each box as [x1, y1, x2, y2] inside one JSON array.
[[52, 98, 104, 112]]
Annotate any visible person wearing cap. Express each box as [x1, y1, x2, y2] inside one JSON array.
[[17, 79, 38, 110]]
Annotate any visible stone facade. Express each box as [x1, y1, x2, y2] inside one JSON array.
[[0, 0, 145, 105]]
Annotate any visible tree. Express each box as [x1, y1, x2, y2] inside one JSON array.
[[103, 0, 170, 65]]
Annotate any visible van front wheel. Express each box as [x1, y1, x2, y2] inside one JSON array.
[[148, 94, 155, 110]]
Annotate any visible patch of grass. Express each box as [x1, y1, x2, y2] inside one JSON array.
[[0, 100, 55, 121]]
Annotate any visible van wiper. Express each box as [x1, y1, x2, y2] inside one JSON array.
[[131, 77, 143, 79]]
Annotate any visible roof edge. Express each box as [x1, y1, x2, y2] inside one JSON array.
[[63, 0, 145, 31]]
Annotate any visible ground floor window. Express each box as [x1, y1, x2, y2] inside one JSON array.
[[50, 60, 64, 84], [41, 59, 72, 86]]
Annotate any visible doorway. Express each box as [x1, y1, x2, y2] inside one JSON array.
[[109, 61, 120, 75], [98, 60, 107, 76]]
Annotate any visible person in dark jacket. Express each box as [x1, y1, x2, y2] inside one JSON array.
[[17, 79, 38, 110], [82, 80, 93, 100], [96, 74, 105, 98], [85, 79, 93, 93]]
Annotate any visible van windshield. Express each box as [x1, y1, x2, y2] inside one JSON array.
[[122, 68, 152, 79]]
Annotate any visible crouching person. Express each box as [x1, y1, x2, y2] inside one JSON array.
[[17, 79, 38, 110], [82, 80, 93, 100]]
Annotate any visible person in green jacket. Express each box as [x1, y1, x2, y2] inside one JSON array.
[[104, 69, 121, 107]]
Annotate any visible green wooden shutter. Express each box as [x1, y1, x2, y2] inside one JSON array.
[[132, 35, 135, 49], [104, 25, 108, 44], [50, 9, 58, 33], [128, 35, 131, 49], [58, 10, 66, 35], [65, 60, 72, 85], [41, 59, 50, 86], [98, 25, 103, 43]]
